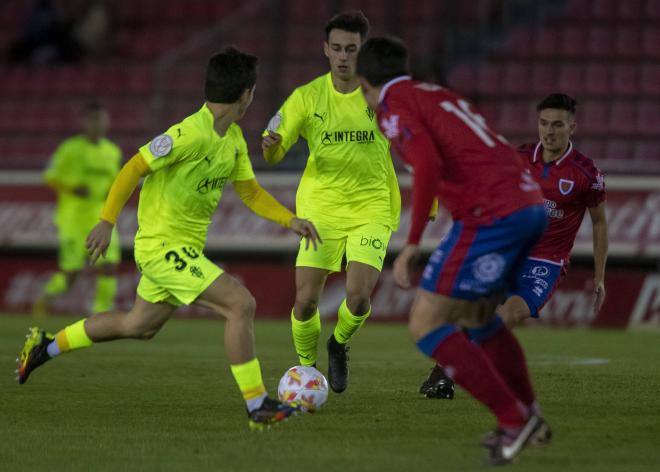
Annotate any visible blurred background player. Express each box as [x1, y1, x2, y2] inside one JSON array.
[[421, 94, 608, 406], [261, 11, 400, 393], [35, 102, 121, 315], [357, 37, 549, 465], [17, 47, 320, 430]]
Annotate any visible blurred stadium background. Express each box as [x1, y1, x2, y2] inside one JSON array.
[[0, 0, 658, 329]]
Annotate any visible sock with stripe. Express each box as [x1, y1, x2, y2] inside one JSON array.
[[467, 315, 536, 408], [291, 309, 321, 366], [230, 358, 268, 412], [417, 325, 526, 429], [333, 298, 370, 344], [46, 318, 94, 358]]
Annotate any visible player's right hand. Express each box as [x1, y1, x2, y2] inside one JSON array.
[[86, 220, 114, 265], [261, 131, 282, 151], [393, 244, 420, 289], [290, 217, 322, 251]]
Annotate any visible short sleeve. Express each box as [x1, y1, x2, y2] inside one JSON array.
[[584, 168, 606, 208], [44, 141, 77, 186], [229, 129, 256, 182], [263, 88, 306, 152], [139, 121, 201, 173]]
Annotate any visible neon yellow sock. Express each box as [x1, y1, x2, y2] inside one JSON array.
[[230, 358, 267, 411], [333, 299, 371, 344], [54, 318, 93, 353], [44, 272, 68, 296], [93, 275, 117, 313], [291, 309, 320, 366]]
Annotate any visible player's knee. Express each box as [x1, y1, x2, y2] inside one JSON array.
[[294, 297, 319, 318], [345, 292, 370, 316], [232, 291, 256, 321]]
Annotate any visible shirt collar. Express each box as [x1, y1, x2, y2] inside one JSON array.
[[533, 140, 574, 166], [378, 75, 412, 104]]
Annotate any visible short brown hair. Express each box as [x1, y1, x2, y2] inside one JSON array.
[[325, 10, 369, 40]]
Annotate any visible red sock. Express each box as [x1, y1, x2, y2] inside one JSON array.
[[432, 332, 526, 428], [480, 326, 536, 407]]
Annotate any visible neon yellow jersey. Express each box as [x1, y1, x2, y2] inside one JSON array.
[[136, 104, 255, 256], [265, 73, 400, 237], [44, 135, 121, 234]]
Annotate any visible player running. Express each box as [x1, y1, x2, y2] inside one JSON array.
[[358, 37, 549, 465], [16, 48, 320, 430], [34, 103, 121, 315], [420, 94, 608, 410], [261, 11, 400, 393]]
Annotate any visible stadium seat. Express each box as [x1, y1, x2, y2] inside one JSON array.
[[581, 100, 610, 134], [530, 63, 557, 95], [476, 63, 502, 95], [536, 29, 561, 57], [557, 63, 584, 95], [588, 27, 613, 57], [637, 102, 660, 136], [618, 0, 643, 19], [641, 64, 660, 95], [609, 100, 637, 136], [584, 63, 611, 95], [642, 28, 660, 58], [615, 27, 642, 58], [505, 28, 535, 58], [446, 62, 477, 95], [502, 63, 529, 95], [610, 64, 639, 96], [591, 0, 617, 20], [605, 139, 634, 159], [648, 0, 660, 19], [562, 27, 588, 58]]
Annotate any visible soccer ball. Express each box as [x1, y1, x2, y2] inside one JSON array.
[[278, 365, 329, 412]]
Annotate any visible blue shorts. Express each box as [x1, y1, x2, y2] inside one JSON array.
[[420, 205, 547, 300], [510, 258, 564, 318]]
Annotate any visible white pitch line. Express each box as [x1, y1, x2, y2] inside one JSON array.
[[531, 355, 611, 366]]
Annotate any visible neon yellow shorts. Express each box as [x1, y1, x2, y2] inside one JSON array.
[[59, 227, 121, 272], [296, 223, 391, 273], [135, 245, 223, 306]]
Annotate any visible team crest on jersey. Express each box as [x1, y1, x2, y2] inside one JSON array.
[[149, 134, 173, 158], [558, 179, 574, 195], [380, 114, 399, 138], [472, 253, 506, 283], [365, 107, 375, 121]]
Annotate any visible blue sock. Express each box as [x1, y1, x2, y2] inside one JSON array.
[[416, 325, 459, 357], [467, 315, 504, 345]]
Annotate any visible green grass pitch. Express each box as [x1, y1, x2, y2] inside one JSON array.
[[1, 314, 659, 471]]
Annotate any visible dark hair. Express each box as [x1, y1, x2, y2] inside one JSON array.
[[325, 10, 369, 40], [84, 102, 105, 113], [536, 93, 577, 114], [356, 36, 409, 86], [205, 47, 258, 104]]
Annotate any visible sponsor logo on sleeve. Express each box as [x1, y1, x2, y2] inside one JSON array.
[[591, 173, 605, 191], [267, 112, 282, 133], [380, 114, 400, 139], [149, 134, 173, 158]]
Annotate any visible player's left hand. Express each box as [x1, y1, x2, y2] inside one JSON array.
[[593, 279, 606, 314], [393, 244, 420, 289], [290, 217, 322, 250]]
